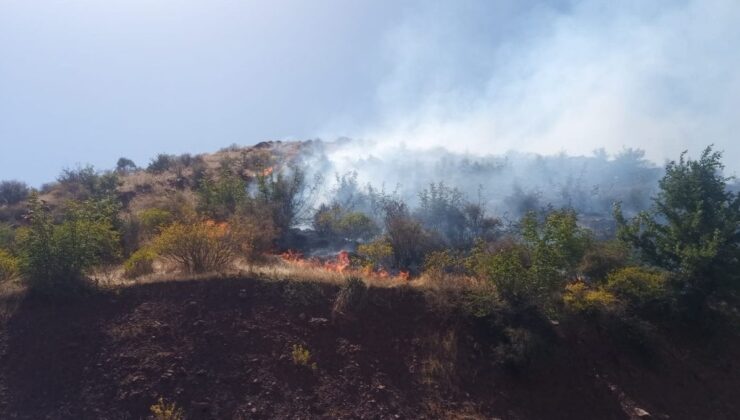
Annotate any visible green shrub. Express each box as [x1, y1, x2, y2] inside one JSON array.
[[123, 247, 157, 279], [17, 195, 121, 295], [147, 154, 176, 174], [0, 248, 20, 282], [314, 203, 379, 242], [578, 240, 629, 282], [197, 174, 248, 220], [138, 208, 174, 235], [0, 223, 14, 249], [563, 282, 618, 314], [606, 266, 669, 306], [357, 238, 393, 271]]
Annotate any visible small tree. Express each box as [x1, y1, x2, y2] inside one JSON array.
[[115, 157, 137, 173], [0, 180, 30, 206], [615, 146, 740, 303]]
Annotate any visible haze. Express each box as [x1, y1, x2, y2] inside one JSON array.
[[1, 0, 738, 186]]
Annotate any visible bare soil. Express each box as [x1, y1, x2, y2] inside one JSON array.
[[1, 277, 739, 419]]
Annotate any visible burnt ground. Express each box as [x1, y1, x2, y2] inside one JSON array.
[[1, 277, 739, 419]]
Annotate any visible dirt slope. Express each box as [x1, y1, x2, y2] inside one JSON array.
[[1, 277, 739, 419]]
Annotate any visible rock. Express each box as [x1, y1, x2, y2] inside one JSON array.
[[308, 317, 329, 327], [633, 407, 651, 418]]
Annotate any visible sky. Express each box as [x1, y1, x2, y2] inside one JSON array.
[[1, 0, 739, 186]]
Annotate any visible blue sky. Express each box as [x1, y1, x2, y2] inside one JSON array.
[[1, 0, 739, 185]]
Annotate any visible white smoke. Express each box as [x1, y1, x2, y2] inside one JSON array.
[[322, 0, 740, 172]]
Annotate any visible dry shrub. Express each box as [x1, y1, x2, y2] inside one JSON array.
[[153, 220, 239, 274], [123, 247, 157, 279], [332, 276, 368, 321], [0, 248, 20, 283], [150, 397, 184, 420]]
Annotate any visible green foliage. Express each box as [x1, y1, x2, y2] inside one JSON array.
[[0, 180, 30, 206], [57, 165, 119, 199], [0, 248, 20, 282], [197, 173, 248, 220], [147, 154, 175, 174], [0, 223, 15, 249], [115, 157, 137, 173], [137, 208, 175, 236], [563, 282, 618, 314], [357, 237, 393, 270], [578, 240, 629, 282], [521, 209, 592, 279], [606, 266, 669, 307], [473, 243, 541, 303], [615, 146, 740, 299], [313, 203, 378, 242], [17, 194, 121, 295], [423, 249, 469, 277], [123, 247, 157, 279]]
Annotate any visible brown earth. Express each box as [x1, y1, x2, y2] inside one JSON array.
[[1, 277, 739, 419]]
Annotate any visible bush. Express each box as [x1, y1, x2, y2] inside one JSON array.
[[147, 154, 175, 174], [332, 276, 368, 319], [57, 165, 118, 199], [563, 282, 618, 314], [474, 244, 540, 303], [383, 200, 439, 270], [153, 220, 240, 273], [357, 238, 393, 271], [138, 208, 174, 236], [291, 344, 317, 370], [0, 248, 20, 282], [578, 240, 629, 282], [313, 203, 378, 242], [606, 266, 669, 307], [0, 180, 29, 206], [229, 215, 277, 262], [115, 157, 137, 173], [123, 247, 156, 279], [150, 397, 184, 420], [197, 173, 248, 220], [0, 223, 14, 249], [615, 146, 740, 303], [17, 195, 121, 295], [494, 327, 543, 370]]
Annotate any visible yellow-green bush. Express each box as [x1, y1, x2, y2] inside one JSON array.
[[137, 208, 174, 236], [123, 247, 157, 279], [563, 282, 618, 313], [152, 220, 237, 274], [606, 266, 669, 306], [0, 248, 20, 282], [149, 397, 184, 420], [291, 344, 317, 370], [357, 238, 393, 271]]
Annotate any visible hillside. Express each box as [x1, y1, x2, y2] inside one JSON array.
[[1, 276, 740, 419]]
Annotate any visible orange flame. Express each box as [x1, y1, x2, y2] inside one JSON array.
[[279, 250, 411, 281], [261, 166, 274, 177]]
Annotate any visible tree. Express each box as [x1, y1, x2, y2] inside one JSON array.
[[116, 157, 137, 173], [0, 180, 29, 206], [615, 146, 740, 302]]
